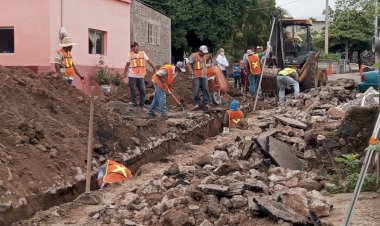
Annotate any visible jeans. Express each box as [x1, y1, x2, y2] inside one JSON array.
[[148, 83, 167, 116], [234, 76, 241, 89], [129, 77, 146, 107], [248, 74, 260, 96], [65, 78, 73, 85], [277, 76, 300, 101], [193, 77, 209, 105]]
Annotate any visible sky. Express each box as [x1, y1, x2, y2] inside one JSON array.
[[276, 0, 336, 21]]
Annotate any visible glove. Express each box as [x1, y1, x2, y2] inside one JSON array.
[[222, 127, 230, 134]]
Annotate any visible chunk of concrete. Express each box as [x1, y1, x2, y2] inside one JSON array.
[[240, 140, 255, 160], [244, 179, 269, 194], [255, 130, 278, 152], [268, 137, 303, 170], [275, 116, 307, 130], [252, 196, 311, 225], [197, 184, 230, 196]]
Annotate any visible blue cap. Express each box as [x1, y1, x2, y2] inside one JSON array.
[[229, 99, 239, 110]]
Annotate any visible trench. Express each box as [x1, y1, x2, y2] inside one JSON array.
[[4, 103, 254, 225]]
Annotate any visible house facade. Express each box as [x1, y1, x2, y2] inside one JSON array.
[[0, 0, 132, 94], [131, 0, 171, 66]]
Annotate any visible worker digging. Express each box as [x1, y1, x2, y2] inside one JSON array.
[[1, 1, 379, 226]]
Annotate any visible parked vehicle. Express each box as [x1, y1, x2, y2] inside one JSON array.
[[358, 70, 378, 92]]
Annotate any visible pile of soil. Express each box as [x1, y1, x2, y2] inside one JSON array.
[[0, 66, 196, 224]]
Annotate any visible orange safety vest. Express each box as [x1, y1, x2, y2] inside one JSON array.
[[129, 51, 146, 76], [227, 110, 244, 126], [152, 64, 174, 92], [247, 54, 261, 75], [194, 53, 206, 77], [102, 160, 132, 184], [58, 49, 75, 77]]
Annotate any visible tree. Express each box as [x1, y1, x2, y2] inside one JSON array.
[[329, 0, 375, 66]]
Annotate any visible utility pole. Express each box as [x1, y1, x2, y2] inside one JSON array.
[[324, 0, 329, 54]]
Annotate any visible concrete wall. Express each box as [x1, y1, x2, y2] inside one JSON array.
[[131, 0, 171, 67], [0, 0, 51, 68]]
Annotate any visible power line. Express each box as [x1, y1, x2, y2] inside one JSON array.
[[247, 0, 304, 11]]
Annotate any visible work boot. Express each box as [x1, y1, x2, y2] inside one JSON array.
[[147, 112, 157, 117], [192, 104, 200, 111], [204, 104, 211, 110], [222, 127, 230, 134]]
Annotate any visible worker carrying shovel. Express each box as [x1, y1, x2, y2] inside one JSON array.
[[147, 62, 186, 117], [222, 99, 244, 134]]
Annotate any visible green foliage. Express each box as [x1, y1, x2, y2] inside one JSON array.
[[140, 0, 276, 55], [329, 0, 375, 53], [320, 53, 340, 61], [325, 153, 379, 193], [94, 58, 121, 86]]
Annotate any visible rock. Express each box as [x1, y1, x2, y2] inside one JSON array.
[[188, 204, 200, 212], [240, 140, 255, 160], [249, 169, 261, 178], [298, 178, 322, 191], [186, 186, 203, 200], [309, 200, 331, 217], [285, 177, 299, 188], [275, 116, 307, 130], [214, 160, 241, 176], [268, 174, 286, 182], [252, 196, 311, 225], [210, 151, 229, 160], [161, 208, 195, 226], [124, 219, 137, 226], [268, 167, 286, 176], [164, 163, 180, 176], [130, 136, 140, 145], [285, 170, 304, 180], [206, 203, 226, 217], [316, 134, 326, 142], [306, 190, 327, 203], [324, 139, 340, 149], [304, 149, 317, 160], [214, 214, 228, 226], [197, 184, 230, 196], [327, 107, 345, 119], [230, 195, 247, 208], [75, 193, 100, 205], [255, 130, 278, 152], [199, 219, 214, 226], [279, 193, 309, 217], [192, 154, 210, 166], [0, 201, 12, 212], [289, 187, 308, 196], [228, 181, 244, 196], [268, 137, 303, 170], [244, 179, 269, 194], [338, 138, 346, 145], [248, 196, 261, 215], [219, 197, 232, 208]]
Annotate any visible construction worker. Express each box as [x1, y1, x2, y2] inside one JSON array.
[[256, 46, 265, 60], [54, 37, 84, 85], [239, 59, 248, 93], [147, 62, 186, 117], [222, 99, 244, 134], [123, 42, 156, 108], [277, 68, 300, 102], [244, 49, 262, 97], [186, 45, 211, 109], [97, 159, 132, 189], [216, 48, 229, 78]]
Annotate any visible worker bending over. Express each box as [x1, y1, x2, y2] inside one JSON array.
[[223, 99, 244, 134], [277, 68, 300, 102], [147, 62, 186, 117]]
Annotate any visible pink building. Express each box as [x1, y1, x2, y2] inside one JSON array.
[[0, 0, 131, 94]]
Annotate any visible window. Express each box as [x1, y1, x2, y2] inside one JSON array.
[[148, 23, 160, 45], [89, 29, 105, 55], [0, 27, 14, 53]]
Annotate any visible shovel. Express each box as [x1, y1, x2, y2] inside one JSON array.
[[168, 89, 185, 111]]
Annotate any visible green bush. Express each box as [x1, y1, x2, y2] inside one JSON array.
[[324, 153, 380, 193], [320, 53, 340, 61], [95, 58, 111, 85]]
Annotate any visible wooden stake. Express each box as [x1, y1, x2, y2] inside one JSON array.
[[85, 86, 95, 193]]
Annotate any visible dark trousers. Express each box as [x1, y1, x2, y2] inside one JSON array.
[[245, 75, 250, 93], [234, 76, 241, 89], [129, 77, 146, 107], [193, 77, 209, 105], [222, 70, 228, 78]]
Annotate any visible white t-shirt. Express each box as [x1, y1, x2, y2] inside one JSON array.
[[126, 51, 150, 78], [151, 66, 177, 82], [216, 54, 229, 71]]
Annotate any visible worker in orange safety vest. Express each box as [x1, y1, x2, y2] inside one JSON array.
[[243, 49, 262, 97], [147, 62, 186, 117], [122, 42, 156, 108], [222, 99, 244, 134], [97, 159, 132, 189], [54, 37, 84, 85]]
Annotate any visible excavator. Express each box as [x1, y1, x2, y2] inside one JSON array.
[[261, 14, 327, 96]]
